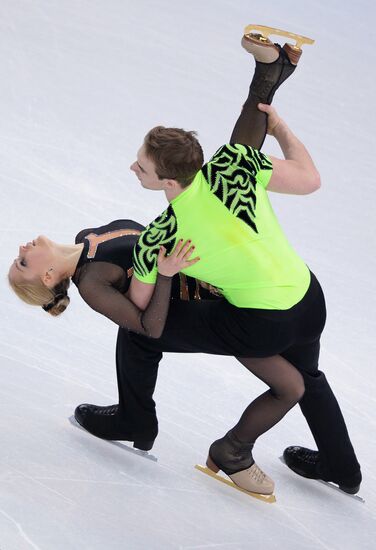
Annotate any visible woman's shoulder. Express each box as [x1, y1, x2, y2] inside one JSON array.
[[75, 219, 145, 244]]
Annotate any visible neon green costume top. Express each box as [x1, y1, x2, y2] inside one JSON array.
[[133, 144, 310, 309]]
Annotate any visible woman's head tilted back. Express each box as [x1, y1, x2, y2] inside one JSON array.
[[8, 235, 71, 316]]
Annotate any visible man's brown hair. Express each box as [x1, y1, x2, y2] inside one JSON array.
[[144, 126, 204, 188]]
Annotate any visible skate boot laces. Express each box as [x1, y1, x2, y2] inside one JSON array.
[[230, 461, 275, 495], [247, 463, 267, 483]]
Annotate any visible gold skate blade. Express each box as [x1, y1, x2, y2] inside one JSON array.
[[244, 24, 314, 49], [195, 464, 276, 504]]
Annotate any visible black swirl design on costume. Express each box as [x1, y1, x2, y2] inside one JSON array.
[[133, 204, 178, 277], [201, 144, 272, 233]]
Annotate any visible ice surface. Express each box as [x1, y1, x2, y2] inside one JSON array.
[[1, 1, 375, 549]]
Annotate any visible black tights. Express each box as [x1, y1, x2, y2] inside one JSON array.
[[232, 356, 305, 443], [207, 356, 305, 473], [208, 355, 305, 473], [224, 52, 301, 447], [229, 46, 296, 148]]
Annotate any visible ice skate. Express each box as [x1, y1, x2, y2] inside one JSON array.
[[283, 446, 362, 495], [243, 24, 314, 65], [74, 403, 156, 451], [195, 430, 275, 503], [240, 24, 314, 105]]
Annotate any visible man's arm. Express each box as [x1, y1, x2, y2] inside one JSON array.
[[258, 103, 321, 195], [129, 241, 200, 311], [128, 276, 155, 311]]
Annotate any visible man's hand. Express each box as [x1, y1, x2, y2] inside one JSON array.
[[158, 239, 200, 277], [258, 103, 281, 136], [256, 103, 321, 195]]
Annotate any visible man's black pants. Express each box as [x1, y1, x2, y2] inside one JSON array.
[[116, 272, 360, 480]]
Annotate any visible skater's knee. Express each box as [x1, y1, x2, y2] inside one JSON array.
[[273, 372, 305, 404]]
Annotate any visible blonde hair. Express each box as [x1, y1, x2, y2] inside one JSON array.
[[8, 275, 71, 317]]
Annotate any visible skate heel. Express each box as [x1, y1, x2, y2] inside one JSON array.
[[339, 483, 361, 495], [133, 439, 155, 452], [283, 43, 302, 65], [206, 455, 220, 473]]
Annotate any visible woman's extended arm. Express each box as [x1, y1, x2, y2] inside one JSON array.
[[77, 264, 172, 338], [77, 240, 199, 339]]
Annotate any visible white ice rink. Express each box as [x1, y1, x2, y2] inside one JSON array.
[[1, 1, 376, 548]]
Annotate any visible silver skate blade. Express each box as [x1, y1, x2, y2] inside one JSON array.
[[278, 456, 365, 503], [316, 479, 365, 503], [68, 416, 158, 462]]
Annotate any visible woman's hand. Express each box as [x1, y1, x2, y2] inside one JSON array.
[[157, 240, 200, 277]]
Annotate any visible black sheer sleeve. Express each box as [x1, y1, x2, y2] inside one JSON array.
[[75, 262, 172, 338]]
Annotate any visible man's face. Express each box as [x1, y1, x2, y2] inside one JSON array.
[[130, 145, 166, 191]]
